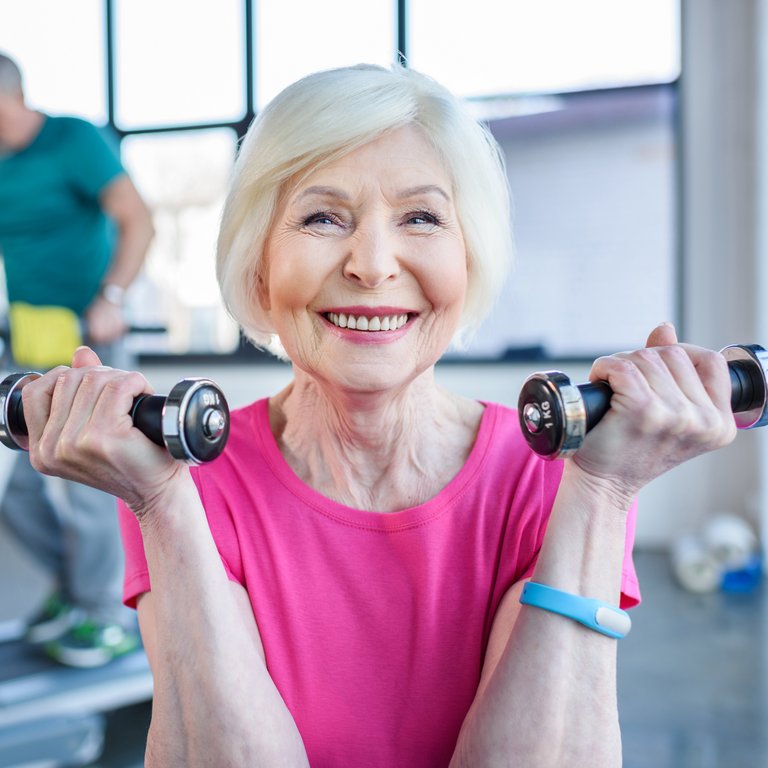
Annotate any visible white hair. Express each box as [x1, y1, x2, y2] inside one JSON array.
[[216, 64, 512, 358]]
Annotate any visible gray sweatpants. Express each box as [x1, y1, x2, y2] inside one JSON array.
[[0, 337, 134, 625]]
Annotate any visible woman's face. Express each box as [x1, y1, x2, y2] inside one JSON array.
[[261, 124, 468, 393]]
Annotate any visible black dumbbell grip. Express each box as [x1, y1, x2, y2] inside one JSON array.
[[130, 395, 167, 448], [579, 381, 614, 432], [8, 388, 26, 438], [729, 360, 764, 413]]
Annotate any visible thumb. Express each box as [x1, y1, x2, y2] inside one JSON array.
[[71, 345, 103, 368], [646, 321, 678, 349]]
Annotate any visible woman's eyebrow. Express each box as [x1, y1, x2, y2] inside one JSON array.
[[293, 183, 451, 204], [397, 184, 451, 201], [296, 185, 350, 201]]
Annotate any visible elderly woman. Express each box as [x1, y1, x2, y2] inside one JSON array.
[[23, 65, 736, 767]]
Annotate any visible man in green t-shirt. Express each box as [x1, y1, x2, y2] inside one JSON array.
[[0, 52, 154, 667]]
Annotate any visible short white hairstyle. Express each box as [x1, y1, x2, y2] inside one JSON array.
[[216, 64, 512, 357]]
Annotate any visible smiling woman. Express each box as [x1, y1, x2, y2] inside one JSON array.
[[19, 62, 739, 768]]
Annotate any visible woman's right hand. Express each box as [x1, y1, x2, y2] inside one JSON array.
[[22, 345, 189, 518], [567, 322, 737, 508]]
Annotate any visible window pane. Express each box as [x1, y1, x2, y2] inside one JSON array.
[[255, 0, 395, 109], [0, 0, 106, 122], [114, 0, 245, 129], [120, 130, 240, 355], [409, 0, 680, 98], [458, 87, 676, 359]]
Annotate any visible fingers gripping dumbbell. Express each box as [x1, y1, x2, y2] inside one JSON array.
[[518, 344, 768, 460], [0, 372, 230, 464]]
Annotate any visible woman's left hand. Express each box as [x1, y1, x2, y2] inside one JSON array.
[[22, 346, 186, 513], [570, 322, 737, 505]]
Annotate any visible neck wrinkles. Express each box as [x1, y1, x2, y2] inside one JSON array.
[[269, 369, 482, 512]]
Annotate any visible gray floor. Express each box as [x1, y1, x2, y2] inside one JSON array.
[[619, 552, 766, 768], [1, 546, 765, 767]]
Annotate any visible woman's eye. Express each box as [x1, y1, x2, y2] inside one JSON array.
[[303, 211, 341, 227], [406, 211, 441, 226]]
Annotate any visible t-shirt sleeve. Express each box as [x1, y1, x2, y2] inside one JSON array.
[[620, 499, 641, 608], [62, 118, 125, 199], [117, 467, 243, 610], [118, 499, 149, 609]]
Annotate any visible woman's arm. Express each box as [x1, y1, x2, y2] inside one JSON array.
[[86, 175, 155, 344], [452, 467, 628, 768], [22, 347, 308, 767], [451, 323, 737, 768], [136, 483, 308, 767]]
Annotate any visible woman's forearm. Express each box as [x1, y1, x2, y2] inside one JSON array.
[[452, 464, 629, 768], [137, 482, 309, 767]]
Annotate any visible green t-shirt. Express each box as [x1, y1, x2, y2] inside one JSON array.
[[0, 115, 125, 314]]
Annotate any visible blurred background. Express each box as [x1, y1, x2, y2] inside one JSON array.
[[0, 0, 766, 766]]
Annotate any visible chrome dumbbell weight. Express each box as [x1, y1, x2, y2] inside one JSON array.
[[518, 343, 768, 460], [0, 372, 230, 464]]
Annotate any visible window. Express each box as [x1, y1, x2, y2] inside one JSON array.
[[120, 130, 240, 355], [477, 86, 677, 359], [254, 0, 395, 109], [0, 0, 680, 361], [113, 0, 246, 129], [0, 0, 106, 122], [408, 0, 680, 98]]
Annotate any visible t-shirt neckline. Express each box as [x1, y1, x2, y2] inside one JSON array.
[[253, 398, 498, 531]]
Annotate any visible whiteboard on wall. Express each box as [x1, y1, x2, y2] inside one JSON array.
[[455, 85, 677, 361]]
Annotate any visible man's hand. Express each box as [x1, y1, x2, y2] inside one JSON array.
[[84, 296, 127, 344]]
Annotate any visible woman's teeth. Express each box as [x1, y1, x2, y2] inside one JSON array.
[[326, 312, 409, 331]]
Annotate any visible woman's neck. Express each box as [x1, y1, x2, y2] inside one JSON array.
[[268, 370, 484, 512]]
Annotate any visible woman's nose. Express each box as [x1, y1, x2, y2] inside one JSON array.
[[342, 227, 400, 288]]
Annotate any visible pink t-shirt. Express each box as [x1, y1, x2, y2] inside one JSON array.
[[119, 399, 640, 767]]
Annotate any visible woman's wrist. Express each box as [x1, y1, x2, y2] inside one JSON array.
[[560, 459, 635, 519], [129, 467, 198, 531]]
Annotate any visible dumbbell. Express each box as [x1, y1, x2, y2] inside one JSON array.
[[518, 344, 768, 460], [0, 372, 230, 464]]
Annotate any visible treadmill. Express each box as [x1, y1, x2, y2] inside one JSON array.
[[0, 619, 152, 767]]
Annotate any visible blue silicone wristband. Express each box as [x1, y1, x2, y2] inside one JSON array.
[[519, 581, 631, 639]]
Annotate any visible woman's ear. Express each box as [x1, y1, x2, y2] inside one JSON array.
[[255, 262, 271, 312]]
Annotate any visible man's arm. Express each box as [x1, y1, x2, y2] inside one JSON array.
[[86, 173, 155, 343]]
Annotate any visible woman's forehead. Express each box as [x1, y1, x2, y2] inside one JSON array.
[[284, 127, 452, 202]]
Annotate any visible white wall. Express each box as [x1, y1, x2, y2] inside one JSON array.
[[677, 0, 768, 549]]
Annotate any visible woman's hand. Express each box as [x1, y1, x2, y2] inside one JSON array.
[[23, 346, 187, 517], [570, 322, 737, 506]]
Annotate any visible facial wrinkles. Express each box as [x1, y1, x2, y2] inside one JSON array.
[[264, 125, 468, 387]]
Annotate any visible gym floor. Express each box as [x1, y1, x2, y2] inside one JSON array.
[[2, 544, 765, 767]]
